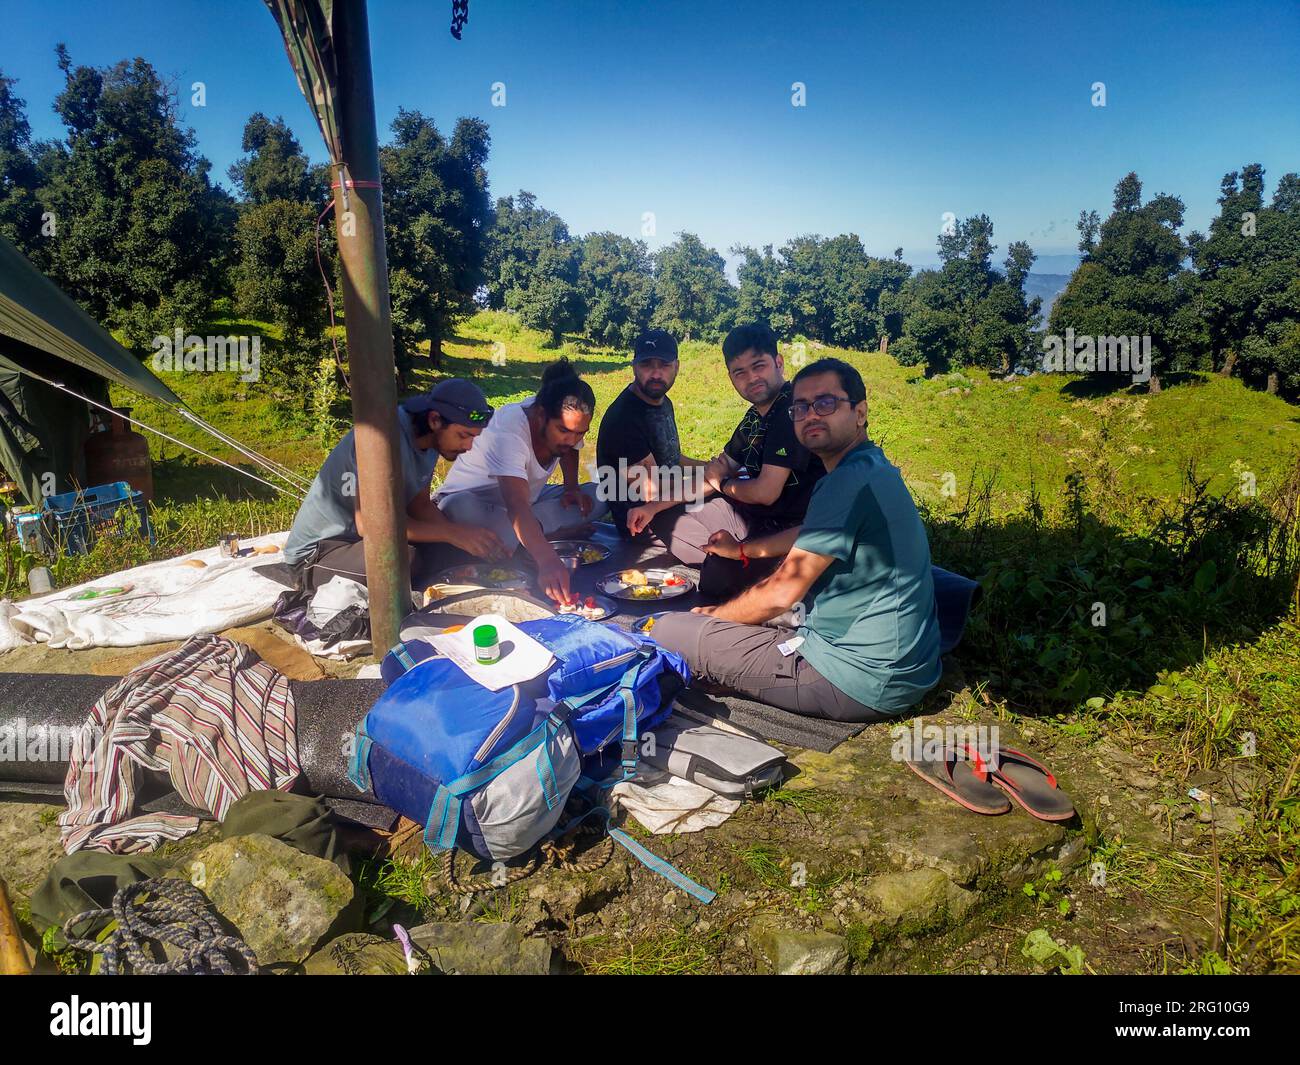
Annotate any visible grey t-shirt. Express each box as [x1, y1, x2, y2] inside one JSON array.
[[283, 404, 440, 564]]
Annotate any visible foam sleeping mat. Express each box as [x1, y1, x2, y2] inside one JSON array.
[[0, 672, 396, 827]]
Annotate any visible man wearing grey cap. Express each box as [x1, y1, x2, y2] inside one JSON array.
[[284, 378, 506, 592]]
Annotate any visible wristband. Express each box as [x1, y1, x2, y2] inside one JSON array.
[[738, 541, 750, 568]]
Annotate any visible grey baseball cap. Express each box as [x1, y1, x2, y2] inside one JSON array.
[[404, 379, 493, 427]]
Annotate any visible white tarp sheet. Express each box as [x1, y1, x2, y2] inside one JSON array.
[[0, 532, 289, 652]]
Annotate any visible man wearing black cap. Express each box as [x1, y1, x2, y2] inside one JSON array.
[[595, 329, 708, 538], [624, 322, 824, 598], [284, 378, 506, 592]]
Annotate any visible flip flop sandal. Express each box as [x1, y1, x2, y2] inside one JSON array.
[[982, 746, 1076, 822], [905, 746, 1011, 816]]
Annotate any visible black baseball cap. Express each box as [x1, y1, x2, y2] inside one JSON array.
[[633, 329, 679, 363], [404, 379, 494, 427]]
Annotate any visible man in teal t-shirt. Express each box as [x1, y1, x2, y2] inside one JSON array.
[[652, 358, 941, 721]]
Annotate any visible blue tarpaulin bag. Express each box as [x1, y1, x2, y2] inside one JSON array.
[[348, 614, 689, 863]]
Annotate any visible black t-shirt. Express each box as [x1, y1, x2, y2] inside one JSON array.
[[722, 380, 824, 527], [596, 385, 683, 530]]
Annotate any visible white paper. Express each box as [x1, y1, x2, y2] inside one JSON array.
[[428, 613, 554, 692]]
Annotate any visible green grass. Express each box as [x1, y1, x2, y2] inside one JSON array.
[[572, 925, 726, 975], [765, 786, 838, 814], [79, 308, 1298, 551], [1094, 622, 1300, 972]]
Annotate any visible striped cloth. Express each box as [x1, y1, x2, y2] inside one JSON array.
[[61, 634, 299, 855]]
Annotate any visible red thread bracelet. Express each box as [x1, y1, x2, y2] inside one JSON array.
[[738, 542, 750, 568]]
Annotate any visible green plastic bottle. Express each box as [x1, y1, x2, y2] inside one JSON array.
[[473, 623, 500, 665]]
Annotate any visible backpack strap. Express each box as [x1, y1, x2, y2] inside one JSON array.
[[423, 710, 571, 852], [561, 791, 716, 905], [346, 722, 374, 792], [608, 827, 716, 904], [388, 641, 417, 674], [566, 647, 654, 782], [617, 662, 643, 782]]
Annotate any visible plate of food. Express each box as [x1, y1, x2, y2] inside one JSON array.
[[434, 563, 532, 590], [548, 540, 611, 565], [597, 567, 694, 602], [556, 593, 617, 621]]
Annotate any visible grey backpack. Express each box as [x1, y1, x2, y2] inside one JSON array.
[[641, 715, 786, 798]]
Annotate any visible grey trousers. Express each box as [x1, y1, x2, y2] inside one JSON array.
[[650, 496, 781, 599], [436, 482, 607, 552], [651, 612, 889, 723], [296, 536, 465, 594]]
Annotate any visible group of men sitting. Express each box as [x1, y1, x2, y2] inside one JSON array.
[[282, 322, 942, 723]]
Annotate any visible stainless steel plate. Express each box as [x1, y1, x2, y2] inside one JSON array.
[[433, 563, 532, 590], [597, 568, 695, 601], [555, 593, 618, 621], [548, 540, 612, 565]]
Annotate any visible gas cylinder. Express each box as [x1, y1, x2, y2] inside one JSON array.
[[84, 407, 154, 501]]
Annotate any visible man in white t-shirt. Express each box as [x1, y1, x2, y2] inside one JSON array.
[[437, 358, 607, 604]]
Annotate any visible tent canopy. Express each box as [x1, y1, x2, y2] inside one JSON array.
[[0, 234, 186, 504], [0, 234, 184, 408]]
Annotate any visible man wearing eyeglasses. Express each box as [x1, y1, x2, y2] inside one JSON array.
[[284, 378, 507, 593], [650, 358, 942, 722], [626, 322, 823, 596]]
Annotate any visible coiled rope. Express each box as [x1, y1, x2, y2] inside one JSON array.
[[63, 878, 259, 975]]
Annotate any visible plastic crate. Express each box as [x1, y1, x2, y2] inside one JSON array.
[[39, 481, 154, 556]]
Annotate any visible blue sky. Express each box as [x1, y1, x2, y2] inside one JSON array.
[[4, 0, 1298, 274]]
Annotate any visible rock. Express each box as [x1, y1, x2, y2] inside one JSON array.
[[788, 748, 864, 791], [407, 920, 552, 975], [750, 921, 849, 975], [1194, 803, 1252, 834], [173, 833, 357, 967], [525, 858, 630, 927], [1096, 743, 1143, 770], [0, 802, 66, 908], [862, 868, 977, 932], [1222, 762, 1268, 800], [1121, 767, 1159, 791], [303, 933, 420, 976], [871, 812, 1066, 887]]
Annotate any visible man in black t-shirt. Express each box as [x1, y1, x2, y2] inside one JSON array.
[[595, 329, 707, 537], [627, 323, 824, 597]]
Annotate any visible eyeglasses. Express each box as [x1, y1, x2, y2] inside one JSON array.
[[790, 395, 852, 421]]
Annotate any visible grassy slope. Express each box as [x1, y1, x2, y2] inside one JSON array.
[[117, 309, 1299, 512]]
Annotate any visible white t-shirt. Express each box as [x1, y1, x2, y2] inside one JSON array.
[[437, 399, 557, 502]]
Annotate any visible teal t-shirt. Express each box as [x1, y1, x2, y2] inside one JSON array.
[[793, 441, 941, 713]]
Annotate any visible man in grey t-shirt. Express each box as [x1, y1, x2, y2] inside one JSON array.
[[284, 379, 507, 592]]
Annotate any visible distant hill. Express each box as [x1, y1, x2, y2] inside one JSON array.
[[1025, 272, 1072, 322]]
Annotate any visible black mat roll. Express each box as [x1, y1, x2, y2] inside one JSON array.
[[0, 672, 386, 802], [288, 677, 387, 799], [674, 687, 864, 753], [0, 672, 114, 783]]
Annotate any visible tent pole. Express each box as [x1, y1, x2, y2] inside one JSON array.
[[332, 0, 409, 657]]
